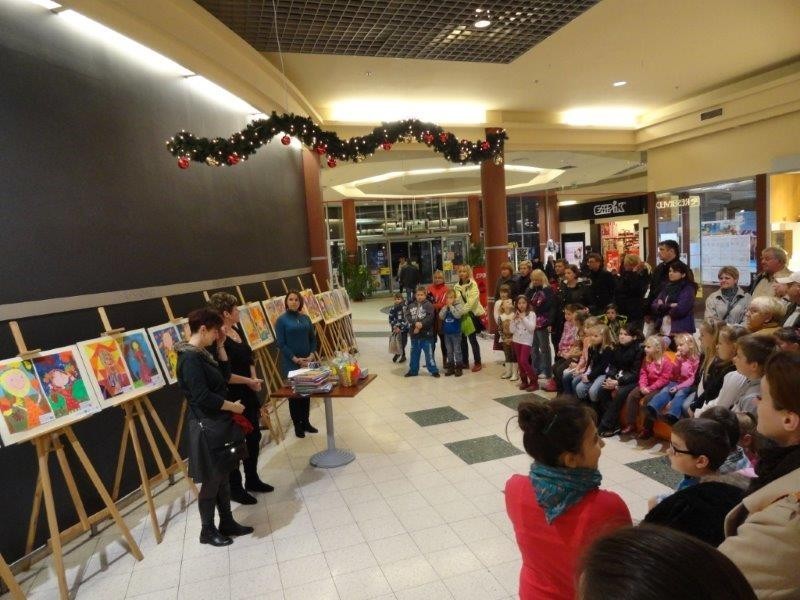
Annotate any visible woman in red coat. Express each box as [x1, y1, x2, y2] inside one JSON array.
[[505, 398, 631, 600]]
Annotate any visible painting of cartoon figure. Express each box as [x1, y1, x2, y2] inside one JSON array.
[[32, 347, 93, 417], [300, 289, 323, 323], [77, 338, 134, 402], [0, 359, 53, 441], [120, 329, 165, 389], [261, 297, 285, 330], [147, 323, 182, 385], [246, 302, 274, 348]]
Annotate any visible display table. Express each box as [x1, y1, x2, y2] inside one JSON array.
[[272, 374, 376, 468]]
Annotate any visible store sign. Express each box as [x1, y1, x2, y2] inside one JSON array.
[[559, 195, 647, 222], [655, 197, 700, 210]]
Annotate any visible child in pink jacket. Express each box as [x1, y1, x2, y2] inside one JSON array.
[[646, 333, 700, 426], [621, 335, 672, 437]]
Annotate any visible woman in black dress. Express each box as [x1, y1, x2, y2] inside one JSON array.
[[176, 308, 253, 547], [209, 293, 274, 505]]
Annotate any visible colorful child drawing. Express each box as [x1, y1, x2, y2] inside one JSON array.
[[0, 360, 53, 435], [300, 290, 323, 323], [32, 350, 90, 417], [238, 307, 261, 347], [82, 340, 132, 400], [148, 324, 181, 384], [121, 330, 164, 389], [262, 298, 282, 329], [248, 303, 273, 344]]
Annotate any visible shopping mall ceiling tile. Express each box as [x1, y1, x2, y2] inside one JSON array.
[[194, 0, 600, 64]]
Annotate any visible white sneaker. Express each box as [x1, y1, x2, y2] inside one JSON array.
[[500, 364, 512, 379], [509, 364, 520, 381]]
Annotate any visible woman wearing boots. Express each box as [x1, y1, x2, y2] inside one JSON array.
[[177, 308, 253, 547], [209, 293, 274, 505], [275, 290, 318, 437]]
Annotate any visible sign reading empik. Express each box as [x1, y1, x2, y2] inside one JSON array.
[[593, 200, 627, 216]]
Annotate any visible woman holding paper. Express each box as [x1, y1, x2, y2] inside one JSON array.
[[275, 290, 319, 438], [209, 292, 273, 505]]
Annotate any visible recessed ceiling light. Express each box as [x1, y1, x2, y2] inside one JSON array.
[[613, 81, 627, 87], [474, 19, 491, 28]]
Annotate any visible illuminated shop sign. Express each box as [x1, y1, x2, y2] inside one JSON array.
[[655, 197, 700, 210], [593, 200, 627, 216], [559, 195, 646, 222]]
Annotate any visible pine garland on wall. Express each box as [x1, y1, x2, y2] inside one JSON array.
[[166, 112, 507, 170]]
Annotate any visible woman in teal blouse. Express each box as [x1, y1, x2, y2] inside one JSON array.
[[275, 290, 318, 437]]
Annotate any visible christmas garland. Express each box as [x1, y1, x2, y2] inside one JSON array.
[[166, 112, 507, 169]]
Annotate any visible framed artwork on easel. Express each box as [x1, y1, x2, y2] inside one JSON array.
[[146, 323, 182, 385]]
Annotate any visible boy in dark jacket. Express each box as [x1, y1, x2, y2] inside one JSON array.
[[403, 286, 440, 377], [388, 292, 409, 363], [596, 327, 643, 436]]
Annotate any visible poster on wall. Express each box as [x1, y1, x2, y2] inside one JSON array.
[[77, 337, 135, 404], [147, 323, 182, 385], [0, 348, 102, 446], [700, 215, 758, 284], [564, 241, 584, 265]]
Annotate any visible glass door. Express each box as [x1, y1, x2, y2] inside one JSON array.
[[442, 237, 467, 284], [409, 240, 434, 285], [362, 242, 392, 293]]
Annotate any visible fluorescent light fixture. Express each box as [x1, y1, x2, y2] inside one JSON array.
[[184, 75, 257, 113], [28, 0, 61, 9], [561, 107, 640, 128], [329, 100, 486, 125], [474, 19, 491, 28], [58, 10, 194, 77], [558, 200, 578, 206], [612, 81, 627, 87]]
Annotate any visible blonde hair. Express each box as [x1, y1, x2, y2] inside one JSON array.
[[500, 298, 514, 313], [589, 325, 615, 350], [530, 269, 548, 286], [699, 319, 724, 374], [674, 333, 700, 359], [748, 296, 786, 324], [458, 264, 474, 280], [643, 335, 665, 362], [445, 289, 456, 300]]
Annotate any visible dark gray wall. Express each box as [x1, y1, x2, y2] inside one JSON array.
[[0, 2, 311, 563]]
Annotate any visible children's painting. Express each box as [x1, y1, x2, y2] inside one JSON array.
[[175, 318, 191, 342], [77, 338, 134, 404], [300, 289, 323, 323], [0, 349, 101, 446], [262, 297, 286, 329], [335, 288, 352, 314], [317, 292, 336, 324], [244, 302, 274, 348], [147, 323, 182, 385], [329, 290, 345, 318], [119, 329, 165, 390]]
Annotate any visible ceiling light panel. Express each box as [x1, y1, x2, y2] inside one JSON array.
[[195, 0, 600, 64]]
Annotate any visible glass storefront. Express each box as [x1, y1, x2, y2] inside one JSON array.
[[769, 172, 800, 271], [656, 179, 758, 285], [507, 195, 541, 259]]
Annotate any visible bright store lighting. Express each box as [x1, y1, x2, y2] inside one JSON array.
[[58, 10, 194, 77], [558, 200, 578, 206], [329, 100, 486, 125], [27, 0, 61, 9], [184, 75, 257, 113], [474, 19, 491, 28], [612, 81, 627, 87], [561, 107, 640, 128]]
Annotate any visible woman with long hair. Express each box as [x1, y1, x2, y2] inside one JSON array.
[[454, 264, 486, 372]]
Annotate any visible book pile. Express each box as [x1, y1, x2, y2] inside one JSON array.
[[287, 367, 335, 395]]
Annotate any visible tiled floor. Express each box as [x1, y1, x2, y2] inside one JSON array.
[[7, 298, 676, 600]]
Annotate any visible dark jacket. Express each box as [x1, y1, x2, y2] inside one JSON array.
[[651, 280, 697, 334], [614, 270, 649, 322], [644, 477, 747, 547], [646, 257, 686, 313], [388, 303, 409, 332], [691, 358, 737, 410], [586, 268, 616, 315], [528, 284, 558, 329], [495, 274, 520, 300], [399, 263, 421, 290], [585, 346, 614, 381], [558, 281, 591, 310], [515, 273, 531, 298], [404, 299, 436, 339], [177, 343, 231, 417], [607, 343, 643, 387]]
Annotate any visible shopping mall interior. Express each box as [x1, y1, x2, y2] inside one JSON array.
[[2, 0, 800, 598]]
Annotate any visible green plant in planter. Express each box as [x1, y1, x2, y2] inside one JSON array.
[[467, 241, 486, 267], [338, 248, 376, 300]]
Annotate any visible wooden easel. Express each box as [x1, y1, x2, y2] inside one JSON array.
[[161, 297, 189, 452], [11, 321, 143, 600], [0, 552, 25, 600], [99, 307, 198, 546]]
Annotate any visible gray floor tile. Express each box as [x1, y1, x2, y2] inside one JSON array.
[[406, 406, 469, 427], [445, 435, 523, 465]]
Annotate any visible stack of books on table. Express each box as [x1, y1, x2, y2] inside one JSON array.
[[287, 366, 335, 395]]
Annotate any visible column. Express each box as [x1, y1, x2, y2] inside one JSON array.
[[342, 198, 357, 262], [467, 195, 481, 245], [481, 127, 508, 309], [646, 192, 658, 268], [302, 148, 330, 289]]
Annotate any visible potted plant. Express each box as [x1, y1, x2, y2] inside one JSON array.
[[338, 248, 376, 301]]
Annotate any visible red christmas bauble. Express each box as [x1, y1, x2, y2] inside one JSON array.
[[480, 141, 490, 151], [226, 154, 240, 165], [314, 144, 327, 155], [177, 156, 190, 169], [438, 132, 449, 143], [423, 133, 434, 144], [327, 157, 337, 168], [281, 135, 291, 145], [381, 142, 392, 151]]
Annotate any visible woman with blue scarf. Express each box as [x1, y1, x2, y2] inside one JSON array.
[[505, 399, 631, 600]]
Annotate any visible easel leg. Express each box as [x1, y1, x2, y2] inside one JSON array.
[[0, 553, 24, 600], [112, 419, 131, 500], [142, 396, 199, 498], [124, 403, 163, 544], [51, 433, 90, 532], [133, 401, 168, 481], [173, 400, 187, 451], [63, 427, 143, 561], [25, 474, 43, 559], [35, 436, 69, 599]]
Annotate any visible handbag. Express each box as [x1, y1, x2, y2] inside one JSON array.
[[389, 331, 402, 355], [191, 407, 247, 473], [461, 313, 476, 336]]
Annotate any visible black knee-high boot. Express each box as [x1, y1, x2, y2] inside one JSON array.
[[243, 429, 273, 493], [216, 480, 254, 537], [198, 495, 231, 546]]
